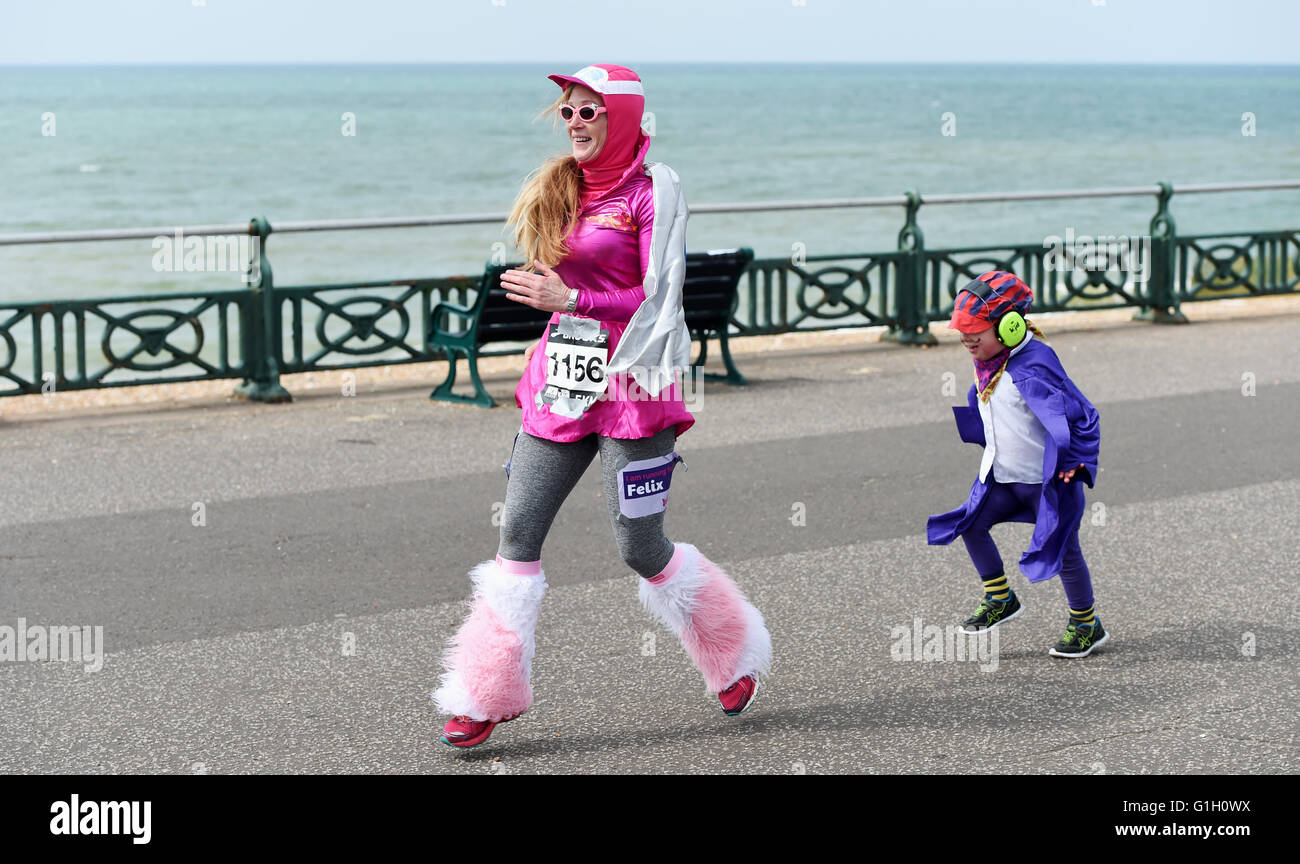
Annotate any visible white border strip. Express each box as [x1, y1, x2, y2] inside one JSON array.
[[599, 80, 644, 95]]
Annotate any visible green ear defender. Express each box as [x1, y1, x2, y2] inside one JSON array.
[[997, 310, 1026, 347]]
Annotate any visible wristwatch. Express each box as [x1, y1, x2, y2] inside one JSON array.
[[565, 288, 579, 314]]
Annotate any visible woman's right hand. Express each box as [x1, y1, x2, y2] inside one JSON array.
[[523, 338, 542, 364]]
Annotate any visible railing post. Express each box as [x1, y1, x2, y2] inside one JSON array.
[[883, 189, 937, 345], [233, 216, 292, 402], [1134, 181, 1188, 324]]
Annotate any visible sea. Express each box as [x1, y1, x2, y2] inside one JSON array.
[[2, 63, 1298, 305]]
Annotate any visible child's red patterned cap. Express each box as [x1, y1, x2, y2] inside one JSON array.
[[949, 270, 1034, 334]]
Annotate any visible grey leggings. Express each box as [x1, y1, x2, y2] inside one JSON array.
[[498, 427, 678, 578]]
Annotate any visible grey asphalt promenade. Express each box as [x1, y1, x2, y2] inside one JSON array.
[[1, 308, 1297, 774]]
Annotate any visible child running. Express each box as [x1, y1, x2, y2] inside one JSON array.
[[927, 270, 1107, 657]]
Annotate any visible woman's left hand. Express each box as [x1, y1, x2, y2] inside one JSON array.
[[1058, 463, 1085, 483], [502, 260, 571, 313]]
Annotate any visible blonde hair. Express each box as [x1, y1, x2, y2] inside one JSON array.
[[506, 85, 583, 270]]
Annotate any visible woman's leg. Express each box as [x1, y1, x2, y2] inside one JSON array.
[[499, 430, 600, 562], [433, 431, 598, 724], [597, 427, 677, 578], [601, 429, 772, 703]]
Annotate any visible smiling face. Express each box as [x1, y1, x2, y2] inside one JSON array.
[[958, 324, 1004, 361], [561, 84, 607, 163]]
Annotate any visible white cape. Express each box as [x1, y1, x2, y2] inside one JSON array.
[[604, 161, 691, 397]]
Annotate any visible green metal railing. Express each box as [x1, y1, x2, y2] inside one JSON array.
[[0, 288, 249, 394], [1, 179, 1296, 400]]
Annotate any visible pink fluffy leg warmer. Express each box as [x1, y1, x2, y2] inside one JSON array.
[[638, 543, 772, 694], [432, 556, 547, 722]]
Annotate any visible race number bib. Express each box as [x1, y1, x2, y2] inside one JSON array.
[[539, 314, 609, 418]]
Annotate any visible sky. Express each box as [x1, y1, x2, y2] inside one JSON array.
[[3, 0, 1298, 65]]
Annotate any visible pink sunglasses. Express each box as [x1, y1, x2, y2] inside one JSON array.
[[559, 104, 607, 123]]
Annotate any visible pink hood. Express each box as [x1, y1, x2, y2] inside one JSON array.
[[548, 64, 651, 209]]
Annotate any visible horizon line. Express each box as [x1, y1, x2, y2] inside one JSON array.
[[4, 60, 1300, 68]]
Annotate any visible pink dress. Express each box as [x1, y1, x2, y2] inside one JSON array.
[[514, 171, 696, 442]]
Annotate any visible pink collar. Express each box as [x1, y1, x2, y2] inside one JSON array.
[[579, 132, 651, 210]]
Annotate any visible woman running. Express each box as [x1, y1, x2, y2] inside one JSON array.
[[433, 64, 772, 749]]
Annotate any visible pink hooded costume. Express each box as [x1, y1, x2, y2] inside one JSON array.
[[432, 66, 771, 732], [515, 63, 696, 441]]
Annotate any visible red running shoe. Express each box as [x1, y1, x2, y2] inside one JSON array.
[[718, 675, 759, 716], [439, 712, 520, 749]]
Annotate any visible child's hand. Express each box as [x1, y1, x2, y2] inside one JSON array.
[[523, 338, 542, 364], [1058, 463, 1085, 483]]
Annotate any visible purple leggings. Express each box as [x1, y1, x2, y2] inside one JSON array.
[[960, 480, 1094, 610]]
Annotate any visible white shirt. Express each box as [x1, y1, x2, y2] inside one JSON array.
[[977, 332, 1047, 485]]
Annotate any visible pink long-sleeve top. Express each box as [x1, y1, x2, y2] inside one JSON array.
[[514, 170, 696, 442]]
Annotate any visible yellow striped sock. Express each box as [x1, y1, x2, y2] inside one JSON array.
[[982, 574, 1010, 602], [1070, 605, 1096, 626]]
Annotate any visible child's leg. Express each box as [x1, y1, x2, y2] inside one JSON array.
[[1047, 522, 1108, 657], [996, 482, 1096, 616], [1058, 529, 1097, 623], [961, 482, 1028, 597], [1037, 479, 1097, 623]]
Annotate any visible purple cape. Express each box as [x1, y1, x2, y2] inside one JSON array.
[[926, 338, 1101, 583]]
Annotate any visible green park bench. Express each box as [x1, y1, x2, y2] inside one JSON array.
[[429, 247, 753, 407]]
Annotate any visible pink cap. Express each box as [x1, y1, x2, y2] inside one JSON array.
[[547, 64, 645, 96]]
